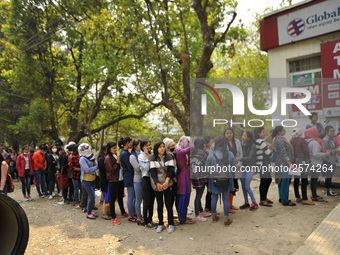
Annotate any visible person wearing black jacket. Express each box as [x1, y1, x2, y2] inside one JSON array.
[[239, 131, 258, 211], [47, 144, 60, 199], [150, 141, 176, 234], [98, 145, 110, 220]]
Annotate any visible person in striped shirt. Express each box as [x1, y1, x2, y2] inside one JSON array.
[[254, 127, 273, 207]]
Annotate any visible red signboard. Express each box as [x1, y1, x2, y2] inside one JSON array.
[[321, 39, 340, 116], [292, 83, 323, 117]]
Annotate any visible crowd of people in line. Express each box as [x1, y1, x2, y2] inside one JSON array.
[[0, 112, 339, 233]]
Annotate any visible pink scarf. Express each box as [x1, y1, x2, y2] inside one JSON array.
[[304, 128, 325, 152]]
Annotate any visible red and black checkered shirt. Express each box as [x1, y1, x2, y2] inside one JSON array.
[[69, 155, 81, 181]]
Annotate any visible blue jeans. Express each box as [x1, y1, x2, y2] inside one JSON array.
[[134, 182, 143, 221], [34, 169, 48, 196], [72, 179, 82, 203], [2, 183, 7, 195], [82, 180, 95, 215], [241, 171, 256, 204], [20, 169, 31, 197], [211, 189, 230, 218], [127, 186, 135, 218], [194, 186, 205, 216], [49, 181, 55, 195]]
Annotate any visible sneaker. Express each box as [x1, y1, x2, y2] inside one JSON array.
[[82, 208, 87, 213], [52, 192, 56, 197], [39, 195, 45, 198], [156, 225, 165, 233], [330, 190, 338, 196], [23, 196, 29, 201], [65, 199, 70, 204], [239, 203, 250, 209], [121, 212, 129, 217], [187, 208, 193, 215], [28, 196, 33, 201], [49, 195, 53, 200], [168, 225, 175, 233], [128, 217, 136, 223], [201, 211, 212, 217], [87, 213, 96, 220], [57, 201, 65, 205], [250, 203, 259, 211], [325, 190, 338, 197], [195, 214, 207, 222], [112, 218, 121, 225]]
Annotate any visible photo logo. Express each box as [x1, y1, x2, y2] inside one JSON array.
[[200, 84, 312, 116], [287, 18, 305, 37], [197, 82, 222, 112]]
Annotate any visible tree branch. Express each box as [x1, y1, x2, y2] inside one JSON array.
[[89, 103, 161, 134], [213, 11, 237, 48]]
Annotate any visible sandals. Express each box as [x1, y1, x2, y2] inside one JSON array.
[[282, 202, 296, 206], [260, 201, 272, 207], [224, 218, 233, 226], [266, 199, 274, 204], [311, 197, 325, 202], [230, 205, 239, 210], [183, 219, 196, 224]]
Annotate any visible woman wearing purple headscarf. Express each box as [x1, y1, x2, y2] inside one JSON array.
[[175, 136, 195, 224]]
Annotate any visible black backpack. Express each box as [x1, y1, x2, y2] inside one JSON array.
[[212, 152, 230, 188]]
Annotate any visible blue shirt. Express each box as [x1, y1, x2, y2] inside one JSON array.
[[120, 149, 134, 187], [206, 149, 236, 194], [79, 156, 98, 181]]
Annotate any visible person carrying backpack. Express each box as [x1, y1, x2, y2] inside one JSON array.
[[206, 136, 236, 226]]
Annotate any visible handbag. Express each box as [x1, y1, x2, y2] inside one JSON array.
[[55, 167, 72, 190], [6, 173, 14, 193]]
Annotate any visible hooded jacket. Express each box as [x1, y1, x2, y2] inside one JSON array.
[[305, 138, 326, 165]]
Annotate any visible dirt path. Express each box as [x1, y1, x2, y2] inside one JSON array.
[[9, 177, 340, 255]]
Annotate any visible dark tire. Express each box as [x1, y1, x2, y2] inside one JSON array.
[[0, 194, 29, 255]]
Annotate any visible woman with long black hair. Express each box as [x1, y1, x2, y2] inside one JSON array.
[[130, 139, 144, 225], [224, 127, 242, 213], [105, 142, 121, 225], [119, 137, 136, 222], [139, 140, 157, 228], [254, 127, 273, 207], [0, 153, 8, 195], [17, 145, 34, 201], [206, 136, 236, 226], [239, 131, 258, 211], [98, 145, 111, 220], [150, 141, 176, 233], [272, 126, 296, 206], [46, 144, 60, 200]]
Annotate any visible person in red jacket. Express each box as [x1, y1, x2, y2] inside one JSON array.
[[32, 144, 49, 197], [17, 145, 34, 201]]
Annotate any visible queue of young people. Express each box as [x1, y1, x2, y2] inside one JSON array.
[[1, 118, 339, 232]]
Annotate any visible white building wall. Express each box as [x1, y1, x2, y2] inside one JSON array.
[[267, 31, 340, 138]]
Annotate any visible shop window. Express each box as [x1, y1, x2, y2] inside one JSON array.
[[289, 56, 321, 73]]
